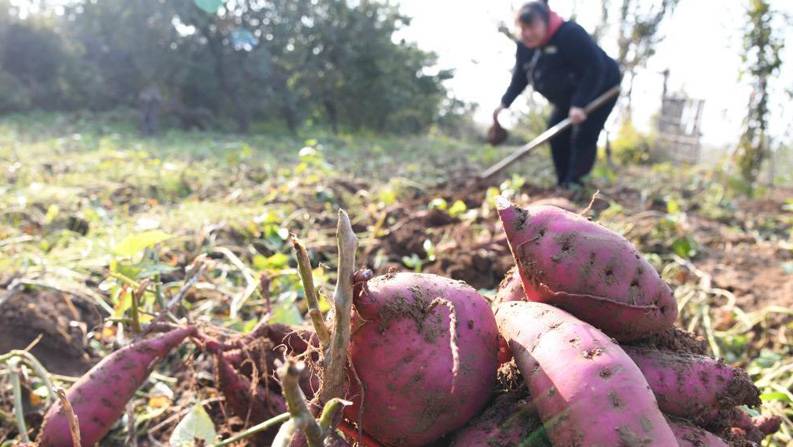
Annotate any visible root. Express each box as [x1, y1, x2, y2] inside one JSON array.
[[347, 356, 366, 439], [429, 297, 461, 394], [579, 190, 601, 217]]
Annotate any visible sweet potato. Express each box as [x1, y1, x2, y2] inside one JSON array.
[[623, 346, 760, 422], [38, 326, 196, 447], [495, 301, 677, 446], [214, 352, 286, 444], [668, 418, 729, 447], [497, 201, 677, 341], [233, 321, 315, 354], [493, 266, 527, 307], [725, 408, 781, 444], [449, 391, 550, 447], [346, 272, 499, 447], [224, 345, 318, 400], [752, 414, 782, 438]]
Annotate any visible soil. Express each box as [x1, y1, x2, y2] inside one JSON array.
[[697, 241, 792, 312], [0, 289, 101, 376]]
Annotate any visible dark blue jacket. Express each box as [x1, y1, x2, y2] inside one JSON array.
[[501, 21, 621, 109]]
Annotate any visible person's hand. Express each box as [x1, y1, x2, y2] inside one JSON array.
[[569, 107, 587, 125], [493, 105, 506, 122]]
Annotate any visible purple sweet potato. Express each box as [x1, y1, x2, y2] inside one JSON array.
[[623, 346, 760, 422], [38, 326, 196, 447], [495, 301, 677, 446], [668, 418, 729, 447], [726, 409, 781, 444], [215, 352, 286, 444], [493, 266, 527, 307], [223, 338, 318, 398], [497, 201, 677, 341], [232, 321, 315, 355], [346, 272, 499, 447], [752, 414, 782, 438], [449, 391, 550, 447]]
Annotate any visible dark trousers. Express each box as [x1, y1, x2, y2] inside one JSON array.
[[547, 95, 618, 185]]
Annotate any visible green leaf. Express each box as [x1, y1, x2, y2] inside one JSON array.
[[270, 301, 303, 325], [752, 350, 783, 368], [448, 200, 467, 217], [114, 231, 172, 258], [378, 188, 397, 206], [428, 198, 448, 210], [239, 144, 253, 159], [44, 204, 60, 224], [137, 262, 178, 279], [112, 287, 132, 319], [510, 173, 526, 190], [666, 198, 681, 214], [317, 293, 331, 313], [194, 0, 223, 14], [671, 237, 696, 259], [253, 252, 289, 271], [402, 254, 423, 272], [169, 404, 217, 446], [422, 239, 436, 262], [760, 391, 791, 403]]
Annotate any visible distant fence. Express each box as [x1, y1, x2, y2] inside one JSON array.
[[653, 96, 705, 164]]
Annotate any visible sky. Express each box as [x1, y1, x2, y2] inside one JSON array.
[[394, 0, 793, 150]]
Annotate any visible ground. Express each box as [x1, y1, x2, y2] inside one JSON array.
[[0, 111, 790, 445]]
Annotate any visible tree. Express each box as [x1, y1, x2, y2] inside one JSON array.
[[734, 0, 783, 186], [614, 0, 679, 115], [0, 0, 454, 134]]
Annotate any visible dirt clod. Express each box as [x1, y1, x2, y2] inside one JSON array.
[[0, 289, 101, 375]]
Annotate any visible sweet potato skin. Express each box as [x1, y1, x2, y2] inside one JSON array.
[[495, 301, 677, 446], [38, 327, 196, 447], [494, 271, 754, 424], [346, 272, 499, 447], [214, 352, 286, 444], [624, 346, 760, 422], [449, 391, 550, 447], [497, 202, 677, 341], [493, 266, 527, 307], [668, 418, 729, 447]]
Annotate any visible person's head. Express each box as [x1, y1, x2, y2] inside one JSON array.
[[516, 1, 550, 48]]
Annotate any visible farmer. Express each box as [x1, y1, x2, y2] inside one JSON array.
[[494, 1, 621, 188]]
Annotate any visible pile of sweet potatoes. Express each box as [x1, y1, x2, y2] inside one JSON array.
[[27, 201, 781, 447]]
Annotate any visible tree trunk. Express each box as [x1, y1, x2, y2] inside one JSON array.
[[324, 98, 339, 135]]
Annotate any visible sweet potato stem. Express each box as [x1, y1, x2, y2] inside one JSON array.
[[130, 279, 150, 334], [320, 209, 357, 405], [272, 419, 298, 447], [144, 256, 206, 333], [0, 350, 56, 406], [8, 360, 29, 443], [318, 398, 350, 434], [211, 413, 290, 447], [280, 360, 323, 447], [55, 388, 81, 447], [291, 235, 331, 348]]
